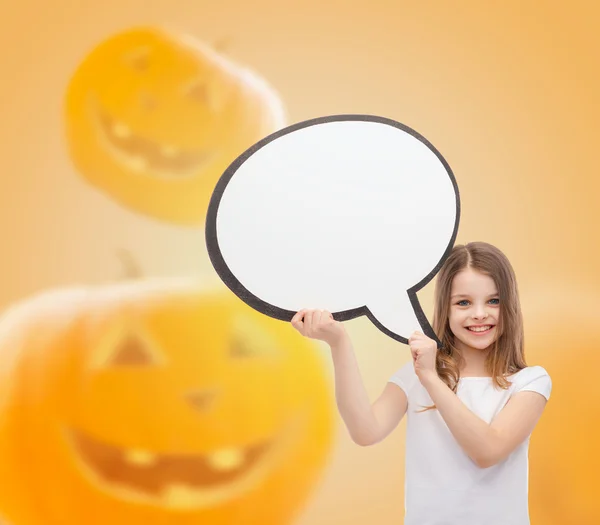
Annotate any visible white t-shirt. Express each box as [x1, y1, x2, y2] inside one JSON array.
[[388, 363, 552, 525]]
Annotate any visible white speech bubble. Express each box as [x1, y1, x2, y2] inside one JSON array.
[[205, 115, 460, 344]]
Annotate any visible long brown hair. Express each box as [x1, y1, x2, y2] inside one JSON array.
[[420, 242, 527, 411]]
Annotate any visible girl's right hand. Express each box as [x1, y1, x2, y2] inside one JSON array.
[[291, 309, 347, 347]]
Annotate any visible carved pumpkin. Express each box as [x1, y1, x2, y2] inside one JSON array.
[[64, 27, 285, 225], [0, 280, 334, 524]]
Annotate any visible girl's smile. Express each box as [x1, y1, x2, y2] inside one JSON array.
[[465, 324, 495, 335]]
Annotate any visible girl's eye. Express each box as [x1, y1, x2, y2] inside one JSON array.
[[489, 298, 500, 305], [457, 300, 470, 306]]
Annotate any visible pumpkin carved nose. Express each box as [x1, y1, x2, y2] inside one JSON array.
[[186, 389, 219, 411]]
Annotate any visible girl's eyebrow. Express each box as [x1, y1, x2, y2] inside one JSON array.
[[450, 293, 499, 299]]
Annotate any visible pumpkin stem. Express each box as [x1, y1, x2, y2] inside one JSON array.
[[117, 248, 143, 279]]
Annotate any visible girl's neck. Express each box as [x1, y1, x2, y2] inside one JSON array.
[[456, 341, 491, 377]]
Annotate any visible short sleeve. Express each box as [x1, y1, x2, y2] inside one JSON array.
[[389, 361, 419, 397], [512, 365, 552, 401]]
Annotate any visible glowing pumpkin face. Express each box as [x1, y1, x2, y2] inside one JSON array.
[[64, 27, 285, 225], [0, 281, 334, 525]]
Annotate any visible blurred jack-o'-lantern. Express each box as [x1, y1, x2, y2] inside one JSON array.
[[526, 308, 600, 524], [0, 279, 334, 525], [64, 27, 285, 225]]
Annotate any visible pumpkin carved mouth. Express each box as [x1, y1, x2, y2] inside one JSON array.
[[91, 98, 217, 179], [67, 426, 286, 509]]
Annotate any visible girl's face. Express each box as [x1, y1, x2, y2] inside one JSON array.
[[448, 267, 501, 352]]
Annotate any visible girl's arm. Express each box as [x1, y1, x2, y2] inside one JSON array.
[[410, 332, 548, 467], [292, 309, 408, 446], [330, 333, 408, 446], [421, 374, 547, 468]]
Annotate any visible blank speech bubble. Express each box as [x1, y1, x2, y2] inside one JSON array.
[[205, 115, 460, 344]]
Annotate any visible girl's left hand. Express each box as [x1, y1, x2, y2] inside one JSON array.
[[408, 331, 438, 384]]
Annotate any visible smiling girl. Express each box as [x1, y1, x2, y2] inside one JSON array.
[[291, 241, 551, 525]]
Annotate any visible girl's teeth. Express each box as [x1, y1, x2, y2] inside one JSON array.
[[468, 326, 492, 332]]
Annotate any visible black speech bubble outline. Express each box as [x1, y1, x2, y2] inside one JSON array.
[[205, 114, 460, 346]]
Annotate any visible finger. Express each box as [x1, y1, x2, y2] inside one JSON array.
[[314, 309, 324, 326], [319, 310, 332, 326], [304, 310, 314, 333], [291, 322, 304, 335], [408, 331, 422, 344], [291, 310, 306, 325], [409, 336, 423, 347], [410, 331, 425, 341]]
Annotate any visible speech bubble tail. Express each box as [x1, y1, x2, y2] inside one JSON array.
[[367, 294, 440, 347]]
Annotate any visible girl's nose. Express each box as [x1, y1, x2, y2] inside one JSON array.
[[472, 307, 489, 320]]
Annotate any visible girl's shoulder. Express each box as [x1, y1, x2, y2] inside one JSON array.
[[388, 360, 419, 395], [388, 363, 553, 400], [508, 364, 551, 380], [508, 365, 552, 400]]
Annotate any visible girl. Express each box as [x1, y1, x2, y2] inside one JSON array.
[[291, 242, 551, 525]]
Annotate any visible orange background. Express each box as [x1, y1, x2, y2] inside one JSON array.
[[0, 0, 598, 523]]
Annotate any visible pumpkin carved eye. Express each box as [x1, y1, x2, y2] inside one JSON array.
[[183, 78, 208, 102], [108, 334, 158, 367], [91, 326, 165, 370], [182, 77, 229, 113], [230, 339, 257, 359], [229, 316, 277, 360], [124, 47, 151, 72]]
